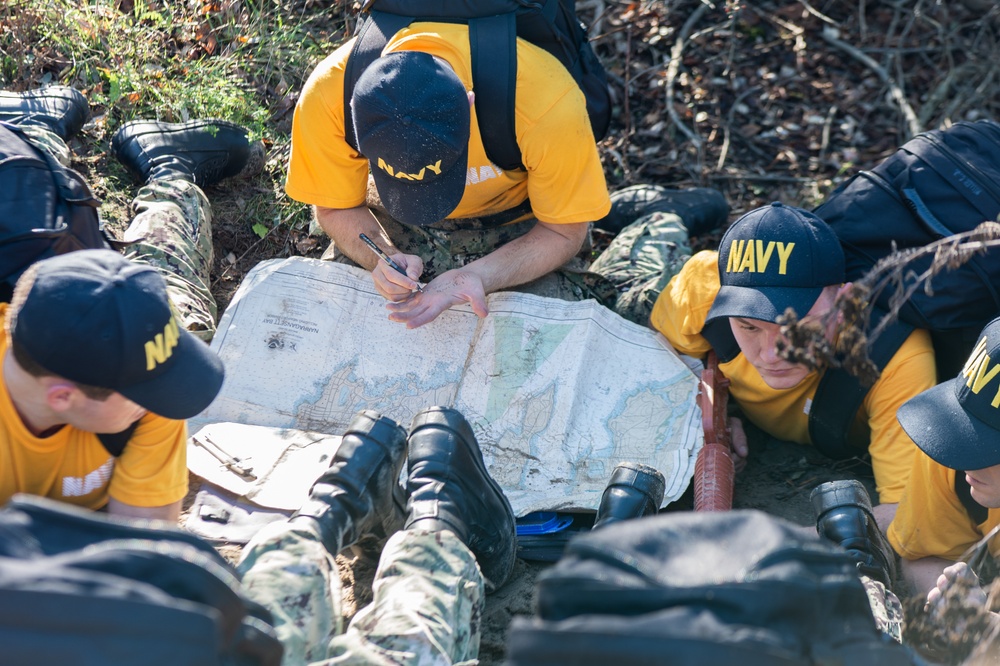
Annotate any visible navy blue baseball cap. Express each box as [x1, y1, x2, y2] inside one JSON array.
[[352, 51, 470, 227], [11, 250, 224, 420], [705, 202, 846, 324], [897, 317, 1000, 470]]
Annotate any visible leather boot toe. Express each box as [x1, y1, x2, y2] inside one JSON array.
[[596, 185, 729, 237], [291, 410, 407, 556], [593, 462, 666, 530], [404, 406, 517, 593], [0, 86, 90, 140], [111, 119, 264, 186], [811, 479, 896, 587]]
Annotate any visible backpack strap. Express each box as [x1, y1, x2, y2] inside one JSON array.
[[469, 13, 521, 170], [700, 318, 741, 363], [96, 419, 141, 458], [808, 313, 915, 460], [954, 471, 990, 526]]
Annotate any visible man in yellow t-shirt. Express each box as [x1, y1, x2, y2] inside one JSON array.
[[285, 24, 612, 329], [0, 250, 224, 521], [889, 316, 1000, 602], [594, 202, 936, 537]]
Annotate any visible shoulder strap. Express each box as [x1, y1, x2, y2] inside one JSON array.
[[700, 318, 741, 363], [469, 13, 521, 170], [954, 471, 990, 526], [96, 420, 141, 458], [808, 313, 915, 460]]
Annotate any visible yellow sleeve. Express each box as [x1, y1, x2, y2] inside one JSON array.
[[649, 251, 719, 357], [862, 329, 936, 504], [285, 41, 370, 209], [108, 414, 188, 508], [518, 44, 610, 225], [888, 452, 982, 560]]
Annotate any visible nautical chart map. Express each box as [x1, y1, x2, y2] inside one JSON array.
[[190, 257, 703, 515]]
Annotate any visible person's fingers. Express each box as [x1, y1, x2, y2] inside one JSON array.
[[728, 416, 749, 459]]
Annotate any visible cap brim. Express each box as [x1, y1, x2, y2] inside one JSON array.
[[897, 379, 1000, 470], [370, 151, 468, 227], [118, 329, 225, 420], [705, 285, 823, 324]]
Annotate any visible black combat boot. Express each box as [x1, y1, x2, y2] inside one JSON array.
[[811, 479, 897, 587], [592, 462, 666, 530], [0, 86, 90, 140], [596, 184, 730, 237], [404, 406, 517, 593], [289, 410, 408, 556], [111, 119, 265, 186]]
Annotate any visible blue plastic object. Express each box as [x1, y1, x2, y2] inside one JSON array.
[[515, 511, 575, 536]]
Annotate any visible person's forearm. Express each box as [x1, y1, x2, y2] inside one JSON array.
[[872, 502, 897, 534], [107, 497, 182, 522], [901, 555, 954, 597], [461, 220, 588, 294], [315, 205, 394, 271]]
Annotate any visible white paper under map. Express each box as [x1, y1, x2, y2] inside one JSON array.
[[189, 257, 703, 516]]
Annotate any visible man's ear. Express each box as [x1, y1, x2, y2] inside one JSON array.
[[468, 90, 475, 107], [45, 382, 78, 413]]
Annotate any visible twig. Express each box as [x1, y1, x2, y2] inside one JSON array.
[[819, 26, 922, 139], [796, 0, 838, 26], [664, 2, 709, 149], [708, 173, 815, 184]]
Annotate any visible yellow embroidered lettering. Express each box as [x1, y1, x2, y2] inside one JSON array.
[[144, 317, 179, 371], [376, 158, 394, 177], [962, 337, 989, 380], [727, 240, 744, 272], [737, 243, 757, 272], [145, 334, 166, 371], [755, 240, 775, 272], [967, 353, 1000, 395], [775, 242, 795, 275], [426, 160, 442, 175], [396, 168, 426, 181]]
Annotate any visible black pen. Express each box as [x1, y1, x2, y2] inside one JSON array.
[[359, 233, 424, 292]]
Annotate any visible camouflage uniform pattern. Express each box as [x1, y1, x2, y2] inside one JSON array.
[[23, 126, 217, 341], [861, 575, 905, 643], [324, 179, 619, 306], [238, 521, 483, 666], [588, 211, 693, 326]]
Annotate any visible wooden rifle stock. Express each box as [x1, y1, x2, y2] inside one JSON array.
[[694, 350, 735, 511]]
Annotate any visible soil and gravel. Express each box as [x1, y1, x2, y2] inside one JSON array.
[[14, 0, 1000, 663]]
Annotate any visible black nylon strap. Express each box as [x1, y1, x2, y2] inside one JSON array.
[[808, 314, 914, 460], [96, 420, 140, 458], [700, 318, 741, 364], [954, 470, 990, 526], [470, 13, 521, 170]]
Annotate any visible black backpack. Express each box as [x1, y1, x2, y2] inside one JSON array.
[[0, 121, 113, 302], [0, 494, 283, 666], [342, 0, 612, 171], [506, 510, 923, 666], [804, 121, 1000, 467]]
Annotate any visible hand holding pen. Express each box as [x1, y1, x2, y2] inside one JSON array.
[[359, 233, 424, 293]]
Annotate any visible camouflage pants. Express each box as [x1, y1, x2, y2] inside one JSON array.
[[323, 179, 618, 306], [21, 126, 217, 341], [587, 211, 693, 327], [861, 575, 905, 643], [238, 520, 483, 666]]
